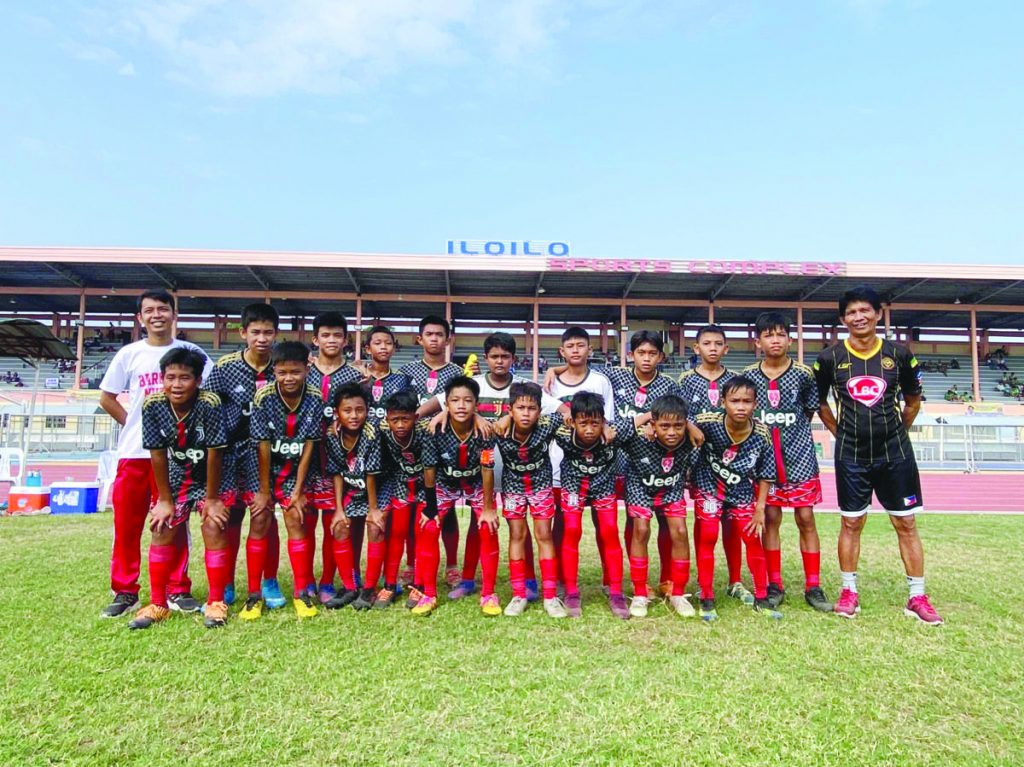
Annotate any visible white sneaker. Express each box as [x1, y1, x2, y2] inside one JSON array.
[[669, 594, 696, 618], [544, 597, 568, 618], [629, 595, 649, 618], [504, 596, 529, 617]]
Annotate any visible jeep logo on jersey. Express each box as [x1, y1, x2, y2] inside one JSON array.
[[322, 405, 334, 419], [847, 376, 887, 407], [708, 456, 742, 485], [346, 476, 366, 489], [661, 455, 674, 473], [767, 387, 781, 408], [271, 439, 303, 456], [444, 466, 481, 478], [643, 474, 679, 488], [172, 447, 205, 463], [722, 445, 738, 465], [758, 410, 797, 427]]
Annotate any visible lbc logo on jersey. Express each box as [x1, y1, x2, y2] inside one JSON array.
[[847, 376, 887, 407]]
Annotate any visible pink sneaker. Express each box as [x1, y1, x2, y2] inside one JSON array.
[[905, 594, 943, 625], [834, 588, 860, 619]]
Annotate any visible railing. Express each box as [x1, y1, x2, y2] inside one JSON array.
[[0, 413, 120, 455]]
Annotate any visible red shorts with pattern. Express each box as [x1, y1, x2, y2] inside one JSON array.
[[767, 476, 822, 508], [154, 496, 230, 529], [502, 487, 556, 521], [561, 492, 617, 517], [437, 483, 485, 519], [692, 491, 755, 522], [627, 498, 687, 520], [307, 475, 336, 512]]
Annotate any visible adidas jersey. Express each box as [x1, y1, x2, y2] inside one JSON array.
[[433, 425, 495, 492], [615, 417, 693, 508], [813, 338, 922, 464], [554, 424, 619, 499], [248, 383, 323, 497], [307, 362, 364, 483], [678, 367, 736, 421], [548, 369, 615, 487], [598, 367, 681, 420], [399, 360, 463, 407], [744, 360, 820, 486], [692, 412, 775, 508], [496, 415, 561, 495], [378, 419, 438, 504], [142, 391, 229, 504], [365, 370, 413, 425], [204, 350, 273, 444], [324, 422, 382, 516]]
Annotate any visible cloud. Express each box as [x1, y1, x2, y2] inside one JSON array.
[[117, 62, 135, 76]]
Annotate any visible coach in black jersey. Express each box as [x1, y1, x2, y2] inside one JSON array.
[[814, 285, 942, 625]]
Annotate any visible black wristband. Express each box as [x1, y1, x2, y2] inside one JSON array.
[[423, 486, 438, 520]]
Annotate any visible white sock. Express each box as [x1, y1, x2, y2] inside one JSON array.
[[907, 576, 925, 598], [841, 571, 858, 593]]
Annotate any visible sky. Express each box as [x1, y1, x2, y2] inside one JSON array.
[[1, 0, 1021, 264]]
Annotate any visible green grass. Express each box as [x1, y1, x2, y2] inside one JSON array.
[[0, 512, 1022, 767]]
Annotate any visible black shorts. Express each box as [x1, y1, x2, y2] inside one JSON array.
[[835, 456, 923, 517]]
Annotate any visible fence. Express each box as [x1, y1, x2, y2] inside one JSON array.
[[0, 413, 120, 455]]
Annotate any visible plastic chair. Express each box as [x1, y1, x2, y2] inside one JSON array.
[[0, 447, 26, 486], [96, 450, 118, 512]]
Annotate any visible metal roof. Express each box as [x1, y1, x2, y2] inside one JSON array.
[[0, 319, 76, 362]]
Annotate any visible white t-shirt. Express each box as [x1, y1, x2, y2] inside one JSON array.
[[100, 339, 212, 459], [548, 369, 616, 487]]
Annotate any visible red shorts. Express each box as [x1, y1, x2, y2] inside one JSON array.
[[240, 490, 300, 510], [561, 492, 617, 516], [502, 487, 556, 521], [153, 497, 224, 528], [614, 476, 626, 501], [307, 475, 336, 512], [437, 483, 485, 518], [693, 492, 755, 522], [627, 498, 687, 520], [767, 476, 822, 508]]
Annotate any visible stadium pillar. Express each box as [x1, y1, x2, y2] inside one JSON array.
[[355, 299, 363, 362], [51, 313, 59, 336], [708, 302, 715, 324], [131, 314, 140, 342], [72, 293, 85, 390], [796, 305, 805, 364], [884, 305, 892, 339], [970, 308, 981, 402], [532, 302, 540, 382], [212, 317, 221, 351], [600, 323, 609, 355], [619, 302, 627, 367], [445, 300, 453, 362]]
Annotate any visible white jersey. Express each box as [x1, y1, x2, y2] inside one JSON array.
[[548, 369, 615, 486], [100, 339, 212, 459]]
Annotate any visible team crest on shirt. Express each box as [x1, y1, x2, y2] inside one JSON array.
[[255, 379, 269, 390], [635, 388, 648, 408], [583, 451, 593, 463], [402, 451, 416, 463], [881, 357, 896, 370], [708, 384, 720, 407], [767, 387, 781, 408], [195, 424, 205, 442], [722, 445, 738, 465], [426, 370, 438, 393], [847, 376, 887, 407], [661, 455, 674, 473], [372, 380, 383, 401], [347, 452, 359, 472]]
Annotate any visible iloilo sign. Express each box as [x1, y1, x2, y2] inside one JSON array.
[[447, 240, 570, 256], [547, 258, 846, 276]]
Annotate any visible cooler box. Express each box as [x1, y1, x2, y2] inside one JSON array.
[[49, 482, 101, 515], [7, 486, 50, 515]]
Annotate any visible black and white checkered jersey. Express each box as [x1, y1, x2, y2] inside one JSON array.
[[692, 412, 776, 507], [744, 360, 820, 485], [495, 415, 561, 495]]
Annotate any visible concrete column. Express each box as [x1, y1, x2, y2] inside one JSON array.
[[73, 293, 86, 390], [796, 304, 805, 365], [970, 309, 981, 402], [532, 302, 540, 382]]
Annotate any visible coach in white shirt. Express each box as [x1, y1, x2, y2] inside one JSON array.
[[98, 289, 212, 618]]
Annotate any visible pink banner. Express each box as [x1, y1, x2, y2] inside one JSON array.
[[547, 257, 846, 277]]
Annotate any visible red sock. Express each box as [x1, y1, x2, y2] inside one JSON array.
[[539, 557, 558, 600], [265, 516, 281, 579], [597, 509, 624, 596], [696, 517, 719, 599], [364, 540, 386, 589], [461, 514, 480, 582], [320, 512, 336, 587], [287, 537, 313, 597], [657, 519, 672, 585], [591, 506, 609, 587], [169, 524, 192, 594], [509, 557, 527, 599], [416, 519, 441, 598], [245, 537, 268, 595], [561, 512, 583, 596], [523, 527, 537, 581], [332, 536, 356, 590], [387, 503, 412, 585], [629, 556, 649, 598], [148, 543, 175, 608], [740, 526, 768, 600], [801, 550, 821, 589], [441, 510, 459, 569], [205, 548, 230, 604], [723, 516, 742, 584], [671, 559, 691, 596], [226, 519, 242, 583], [478, 521, 499, 598], [301, 514, 318, 589], [765, 547, 783, 587]]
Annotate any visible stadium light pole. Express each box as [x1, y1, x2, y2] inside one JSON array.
[[970, 308, 981, 402], [72, 292, 85, 391]]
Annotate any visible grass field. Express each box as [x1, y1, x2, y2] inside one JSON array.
[[1, 512, 1022, 767]]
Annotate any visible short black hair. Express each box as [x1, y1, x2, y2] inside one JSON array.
[[722, 375, 757, 399], [240, 302, 280, 329], [754, 312, 790, 337], [570, 391, 605, 420], [384, 389, 419, 414], [484, 332, 516, 356], [333, 381, 368, 409], [630, 330, 663, 354], [137, 289, 175, 314], [159, 347, 205, 379], [561, 326, 589, 345], [365, 325, 395, 345], [509, 381, 542, 407], [271, 340, 310, 366], [313, 311, 347, 335], [419, 315, 451, 337], [650, 394, 688, 421], [445, 375, 480, 399], [695, 324, 726, 343], [839, 285, 883, 316]]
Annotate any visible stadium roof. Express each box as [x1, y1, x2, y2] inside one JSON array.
[[0, 318, 75, 362], [1, 246, 1022, 330]]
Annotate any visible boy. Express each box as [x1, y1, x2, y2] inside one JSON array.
[[691, 377, 780, 621], [615, 394, 694, 619], [204, 303, 284, 608], [130, 348, 230, 629], [306, 311, 363, 603], [357, 390, 437, 611], [554, 392, 629, 619], [679, 325, 750, 605], [323, 382, 383, 608], [243, 341, 323, 620], [417, 376, 500, 616], [99, 289, 210, 618], [401, 315, 463, 591], [363, 325, 413, 426], [746, 312, 832, 612], [494, 382, 563, 618]]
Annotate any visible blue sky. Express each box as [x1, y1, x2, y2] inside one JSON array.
[[1, 1, 1020, 264]]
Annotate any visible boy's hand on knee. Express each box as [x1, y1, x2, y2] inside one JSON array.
[[202, 498, 228, 529], [331, 514, 350, 538], [367, 507, 387, 532], [149, 499, 175, 532]]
